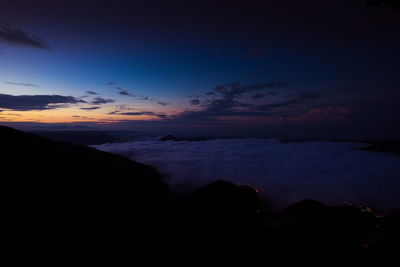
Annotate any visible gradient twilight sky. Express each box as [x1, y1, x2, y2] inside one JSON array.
[[1, 0, 399, 138]]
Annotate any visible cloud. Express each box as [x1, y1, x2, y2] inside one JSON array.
[[114, 86, 169, 105], [106, 81, 116, 85], [107, 104, 167, 118], [107, 104, 134, 114], [252, 93, 265, 100], [158, 101, 170, 106], [252, 91, 322, 111], [267, 91, 279, 96], [86, 91, 98, 95], [80, 106, 101, 110], [212, 81, 291, 98], [0, 94, 85, 111], [72, 115, 93, 119], [119, 90, 133, 96], [366, 0, 400, 11], [190, 99, 201, 105], [94, 139, 400, 213], [4, 81, 40, 87], [91, 97, 114, 105], [0, 22, 51, 50], [114, 111, 167, 118], [170, 82, 319, 122]]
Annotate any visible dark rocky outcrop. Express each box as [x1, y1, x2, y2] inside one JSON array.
[[361, 140, 400, 156], [160, 134, 182, 142]]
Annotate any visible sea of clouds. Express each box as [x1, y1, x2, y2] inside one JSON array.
[[94, 139, 400, 213]]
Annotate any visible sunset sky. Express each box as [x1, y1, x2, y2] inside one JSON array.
[[1, 0, 399, 138]]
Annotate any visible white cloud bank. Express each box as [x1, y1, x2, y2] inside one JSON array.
[[94, 139, 400, 213]]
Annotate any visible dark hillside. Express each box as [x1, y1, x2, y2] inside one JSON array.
[[0, 125, 170, 266]]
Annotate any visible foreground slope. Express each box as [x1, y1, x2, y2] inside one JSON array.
[[0, 126, 170, 266]]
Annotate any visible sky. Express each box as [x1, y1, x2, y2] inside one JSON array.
[[0, 0, 399, 139]]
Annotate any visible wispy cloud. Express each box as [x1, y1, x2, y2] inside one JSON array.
[[190, 99, 201, 105], [80, 106, 101, 110], [107, 105, 166, 118], [86, 91, 98, 95], [105, 80, 170, 106], [163, 81, 324, 124], [0, 22, 51, 50], [119, 111, 167, 118], [91, 97, 114, 105], [158, 101, 170, 106], [119, 90, 133, 96], [4, 81, 40, 87]]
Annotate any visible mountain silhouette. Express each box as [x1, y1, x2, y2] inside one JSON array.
[[0, 125, 170, 266]]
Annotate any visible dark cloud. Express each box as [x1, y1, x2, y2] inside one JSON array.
[[167, 80, 320, 123], [205, 92, 216, 96], [277, 82, 291, 88], [116, 88, 169, 105], [80, 106, 101, 110], [267, 91, 279, 96], [366, 0, 400, 11], [119, 90, 132, 96], [253, 91, 322, 111], [114, 87, 137, 97], [5, 81, 40, 87], [252, 93, 265, 100], [112, 85, 170, 106], [115, 104, 133, 111], [213, 85, 225, 92], [107, 104, 167, 118], [107, 104, 134, 114], [190, 99, 201, 105], [86, 91, 98, 95], [73, 115, 93, 119], [158, 101, 170, 106], [118, 111, 167, 118], [106, 81, 116, 86], [213, 81, 291, 98], [0, 22, 51, 50], [91, 97, 114, 105], [0, 94, 84, 111]]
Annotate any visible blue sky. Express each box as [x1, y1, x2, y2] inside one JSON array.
[[1, 0, 399, 138]]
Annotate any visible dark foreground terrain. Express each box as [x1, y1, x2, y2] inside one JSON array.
[[1, 125, 399, 266]]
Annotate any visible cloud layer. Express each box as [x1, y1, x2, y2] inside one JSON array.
[[94, 139, 400, 213]]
